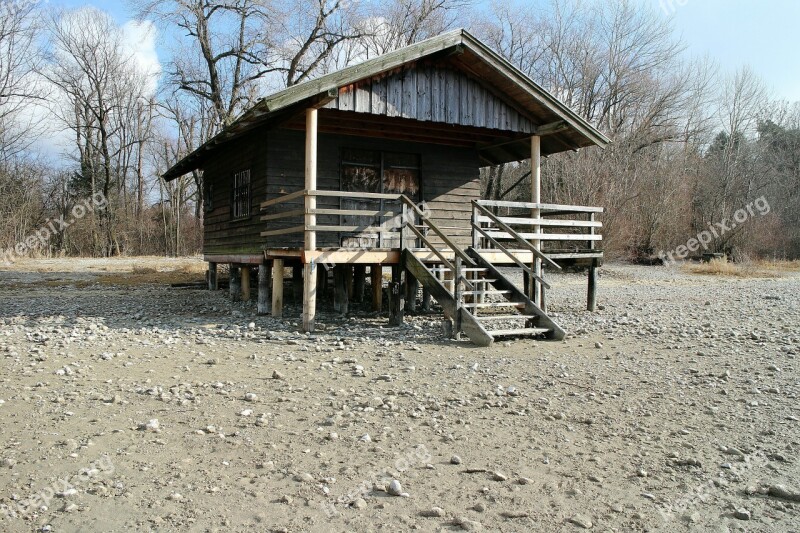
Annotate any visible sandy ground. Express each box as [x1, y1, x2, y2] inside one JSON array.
[[0, 258, 798, 533]]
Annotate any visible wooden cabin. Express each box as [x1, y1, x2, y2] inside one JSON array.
[[163, 29, 610, 346]]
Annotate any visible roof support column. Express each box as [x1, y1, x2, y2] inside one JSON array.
[[531, 135, 543, 308], [303, 108, 318, 333]]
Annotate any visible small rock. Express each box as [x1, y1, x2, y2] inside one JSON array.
[[734, 509, 751, 521], [244, 393, 258, 402], [450, 455, 462, 465], [141, 419, 160, 432], [293, 473, 314, 483], [491, 471, 507, 482], [457, 517, 483, 531], [569, 514, 593, 529], [387, 479, 404, 496], [594, 342, 603, 349], [272, 370, 284, 380], [352, 498, 367, 509], [420, 507, 446, 517]]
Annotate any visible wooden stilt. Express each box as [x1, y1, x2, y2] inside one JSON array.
[[345, 265, 354, 300], [371, 264, 382, 312], [292, 265, 303, 303], [257, 261, 271, 315], [389, 264, 405, 326], [334, 264, 349, 314], [422, 287, 432, 312], [406, 274, 419, 313], [272, 259, 284, 318], [229, 264, 241, 302], [353, 265, 366, 303], [208, 262, 218, 291], [317, 265, 328, 301], [588, 258, 598, 311], [241, 266, 251, 302], [303, 263, 317, 331]]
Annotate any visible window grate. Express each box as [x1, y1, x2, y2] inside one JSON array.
[[232, 169, 251, 219]]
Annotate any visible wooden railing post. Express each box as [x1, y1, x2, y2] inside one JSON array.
[[588, 212, 597, 311], [454, 256, 463, 335], [471, 202, 480, 249], [400, 200, 409, 250], [531, 135, 543, 307]]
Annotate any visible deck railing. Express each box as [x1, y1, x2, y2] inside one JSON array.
[[471, 199, 603, 257], [260, 189, 407, 246]]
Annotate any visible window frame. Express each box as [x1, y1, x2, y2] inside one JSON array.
[[231, 169, 251, 220]]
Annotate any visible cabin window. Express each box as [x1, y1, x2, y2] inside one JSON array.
[[232, 169, 251, 219], [340, 149, 420, 248]]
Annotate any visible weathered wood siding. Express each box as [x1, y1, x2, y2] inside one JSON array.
[[203, 130, 267, 256], [324, 65, 535, 133], [262, 128, 481, 250]]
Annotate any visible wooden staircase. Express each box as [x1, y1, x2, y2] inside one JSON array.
[[399, 196, 565, 346]]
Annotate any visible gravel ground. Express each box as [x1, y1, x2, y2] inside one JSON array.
[[0, 259, 798, 533]]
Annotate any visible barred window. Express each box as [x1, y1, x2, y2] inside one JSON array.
[[232, 169, 250, 219]]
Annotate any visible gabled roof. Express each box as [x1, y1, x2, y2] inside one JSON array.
[[163, 29, 609, 180]]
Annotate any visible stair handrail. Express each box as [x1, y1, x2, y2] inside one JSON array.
[[472, 201, 561, 271], [472, 224, 551, 290], [400, 195, 475, 292]]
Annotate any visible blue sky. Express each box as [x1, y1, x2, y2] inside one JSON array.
[[47, 0, 800, 102]]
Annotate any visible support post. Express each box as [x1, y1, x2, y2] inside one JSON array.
[[292, 265, 303, 303], [272, 259, 284, 318], [587, 213, 597, 312], [588, 258, 598, 312], [353, 264, 366, 303], [371, 264, 383, 312], [334, 264, 349, 315], [453, 256, 463, 334], [422, 287, 432, 312], [240, 266, 251, 302], [389, 264, 405, 326], [229, 264, 241, 302], [531, 135, 543, 306], [405, 274, 419, 313], [208, 262, 218, 291], [303, 107, 318, 333], [257, 261, 271, 315]]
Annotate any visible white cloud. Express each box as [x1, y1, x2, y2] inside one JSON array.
[[121, 19, 161, 96]]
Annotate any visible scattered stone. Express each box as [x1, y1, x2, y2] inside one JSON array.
[[491, 471, 507, 482], [293, 473, 314, 483], [141, 419, 160, 432], [569, 514, 593, 529], [244, 393, 258, 402], [420, 507, 446, 518], [734, 509, 751, 521], [387, 479, 405, 496], [450, 455, 462, 465], [272, 370, 284, 380], [352, 498, 367, 509]]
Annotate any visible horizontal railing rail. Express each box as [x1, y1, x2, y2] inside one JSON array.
[[472, 199, 603, 254]]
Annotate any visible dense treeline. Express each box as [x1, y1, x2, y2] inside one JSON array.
[[0, 0, 797, 261]]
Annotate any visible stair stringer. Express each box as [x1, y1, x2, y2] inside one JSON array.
[[466, 248, 566, 340], [403, 250, 494, 347]]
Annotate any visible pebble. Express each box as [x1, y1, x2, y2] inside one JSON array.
[[734, 509, 751, 520], [352, 498, 367, 509], [420, 507, 446, 517], [456, 517, 483, 531], [141, 419, 160, 432], [450, 455, 462, 465], [244, 393, 258, 402], [387, 479, 405, 496], [569, 514, 593, 529], [272, 370, 284, 380], [293, 473, 314, 483]]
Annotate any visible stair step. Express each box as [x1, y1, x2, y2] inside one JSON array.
[[462, 302, 525, 309], [470, 278, 498, 284], [462, 290, 511, 296], [475, 314, 530, 322], [490, 327, 551, 338]]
